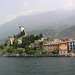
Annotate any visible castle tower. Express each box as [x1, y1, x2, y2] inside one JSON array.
[[19, 26, 27, 36], [19, 26, 24, 32]]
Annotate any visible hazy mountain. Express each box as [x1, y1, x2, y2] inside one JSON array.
[[56, 16, 75, 27], [0, 10, 75, 44], [57, 25, 75, 38], [0, 39, 5, 45], [0, 11, 59, 39], [27, 27, 56, 37]]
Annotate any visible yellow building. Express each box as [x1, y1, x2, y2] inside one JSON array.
[[59, 42, 68, 55]]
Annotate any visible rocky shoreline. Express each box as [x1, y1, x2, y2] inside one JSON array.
[[5, 53, 74, 57]]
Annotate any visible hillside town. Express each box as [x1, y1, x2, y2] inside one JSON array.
[[0, 26, 75, 57]]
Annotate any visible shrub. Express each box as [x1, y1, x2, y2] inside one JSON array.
[[42, 51, 48, 54], [51, 50, 59, 54], [7, 47, 14, 53], [16, 50, 23, 54]]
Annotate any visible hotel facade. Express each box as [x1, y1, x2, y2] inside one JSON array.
[[68, 40, 75, 53]]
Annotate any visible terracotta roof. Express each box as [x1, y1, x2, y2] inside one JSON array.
[[43, 41, 68, 46], [43, 43, 59, 46], [59, 41, 68, 44]]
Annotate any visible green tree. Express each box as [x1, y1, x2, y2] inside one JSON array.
[[39, 41, 43, 50], [0, 45, 4, 49], [16, 50, 23, 54], [42, 51, 48, 54], [35, 35, 39, 40], [7, 47, 14, 53], [39, 33, 43, 39], [25, 45, 32, 54], [12, 39, 18, 49]]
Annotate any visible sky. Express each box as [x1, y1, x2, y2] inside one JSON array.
[[0, 0, 75, 25]]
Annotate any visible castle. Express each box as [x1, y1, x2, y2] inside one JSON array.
[[5, 26, 26, 45]]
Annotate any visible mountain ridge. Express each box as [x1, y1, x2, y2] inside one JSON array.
[[0, 10, 75, 44]]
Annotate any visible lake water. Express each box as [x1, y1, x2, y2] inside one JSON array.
[[0, 57, 75, 75]]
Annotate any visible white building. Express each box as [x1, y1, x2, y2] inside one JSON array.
[[18, 37, 22, 44], [5, 37, 14, 45], [68, 40, 75, 53]]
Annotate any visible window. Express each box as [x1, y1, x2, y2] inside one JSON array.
[[72, 43, 73, 45], [74, 46, 75, 48], [70, 43, 72, 45], [69, 43, 70, 45]]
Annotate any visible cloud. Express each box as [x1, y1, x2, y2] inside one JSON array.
[[19, 8, 38, 16], [62, 0, 75, 11], [0, 7, 56, 26], [0, 9, 39, 25], [0, 0, 75, 26], [0, 14, 19, 25], [19, 8, 56, 16], [22, 2, 28, 7]]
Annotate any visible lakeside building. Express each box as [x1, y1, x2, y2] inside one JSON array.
[[5, 37, 14, 46], [44, 37, 63, 44], [18, 37, 22, 44], [5, 26, 26, 45], [43, 41, 69, 55], [43, 43, 59, 51], [29, 38, 44, 48], [68, 40, 75, 53], [53, 39, 63, 43], [59, 42, 68, 55], [46, 37, 54, 43]]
